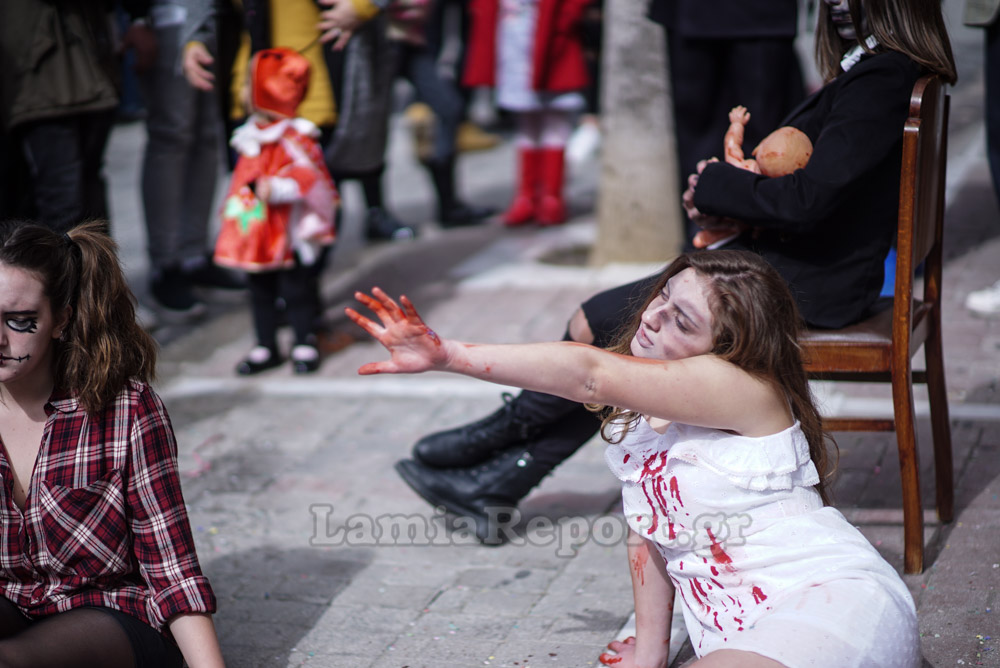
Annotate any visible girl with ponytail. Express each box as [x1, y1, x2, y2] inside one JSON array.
[[0, 220, 224, 667]]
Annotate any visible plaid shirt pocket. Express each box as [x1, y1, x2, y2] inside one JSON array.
[[33, 469, 131, 581]]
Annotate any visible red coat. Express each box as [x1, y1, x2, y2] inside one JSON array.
[[215, 116, 337, 272], [463, 0, 591, 93]]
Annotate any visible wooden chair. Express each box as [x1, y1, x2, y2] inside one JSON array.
[[799, 74, 953, 574]]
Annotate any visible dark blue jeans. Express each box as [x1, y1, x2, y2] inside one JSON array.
[[19, 110, 115, 232], [397, 41, 465, 161]]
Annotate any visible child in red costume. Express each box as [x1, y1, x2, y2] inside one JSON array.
[[215, 48, 339, 375], [464, 0, 591, 225]]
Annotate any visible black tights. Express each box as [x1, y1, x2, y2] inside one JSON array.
[[247, 253, 327, 350], [0, 600, 125, 668], [0, 597, 182, 668]]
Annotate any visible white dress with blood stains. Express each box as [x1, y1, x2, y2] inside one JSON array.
[[605, 419, 919, 668]]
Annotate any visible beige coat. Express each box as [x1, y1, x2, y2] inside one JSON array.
[[965, 0, 1000, 26]]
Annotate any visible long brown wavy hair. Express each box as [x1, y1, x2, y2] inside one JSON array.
[[596, 251, 838, 505], [0, 220, 157, 413], [815, 0, 956, 84]]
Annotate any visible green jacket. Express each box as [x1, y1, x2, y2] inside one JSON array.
[[0, 1, 119, 131]]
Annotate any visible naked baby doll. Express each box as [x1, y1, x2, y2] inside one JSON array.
[[692, 105, 813, 249]]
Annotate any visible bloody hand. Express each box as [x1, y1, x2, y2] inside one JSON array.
[[346, 288, 450, 375]]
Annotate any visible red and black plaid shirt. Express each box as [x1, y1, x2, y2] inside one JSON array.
[[0, 380, 216, 631]]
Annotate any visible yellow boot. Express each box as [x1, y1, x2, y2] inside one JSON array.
[[457, 121, 501, 152], [405, 102, 435, 162]]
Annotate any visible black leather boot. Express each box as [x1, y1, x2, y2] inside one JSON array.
[[426, 155, 495, 227], [398, 405, 603, 545], [395, 447, 552, 545], [412, 393, 543, 468]]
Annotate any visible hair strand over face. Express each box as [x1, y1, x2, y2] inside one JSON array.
[[593, 251, 838, 505]]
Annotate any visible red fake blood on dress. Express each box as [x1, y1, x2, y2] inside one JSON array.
[[632, 543, 649, 586], [710, 565, 719, 576], [733, 617, 744, 631], [705, 527, 733, 566], [692, 578, 709, 599], [652, 480, 676, 539], [688, 580, 708, 611], [641, 482, 659, 535], [623, 453, 630, 464], [641, 452, 667, 477], [713, 611, 724, 632], [669, 476, 683, 507], [710, 578, 725, 590], [752, 586, 768, 604]]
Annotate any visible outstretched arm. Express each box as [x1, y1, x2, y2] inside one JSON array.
[[346, 289, 789, 436]]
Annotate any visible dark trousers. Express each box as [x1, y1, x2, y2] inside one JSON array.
[[397, 42, 465, 161], [18, 110, 115, 232], [518, 273, 664, 467], [666, 33, 804, 240], [423, 0, 472, 113], [986, 20, 1000, 203], [0, 130, 34, 220]]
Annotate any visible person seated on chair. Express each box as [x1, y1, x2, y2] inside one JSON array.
[[392, 0, 957, 544]]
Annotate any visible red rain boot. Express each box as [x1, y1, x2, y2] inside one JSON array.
[[504, 147, 541, 226], [536, 147, 566, 225]]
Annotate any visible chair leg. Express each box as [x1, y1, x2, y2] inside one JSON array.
[[924, 313, 954, 523], [892, 362, 924, 574]]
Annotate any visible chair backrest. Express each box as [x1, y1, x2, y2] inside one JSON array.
[[894, 75, 948, 335]]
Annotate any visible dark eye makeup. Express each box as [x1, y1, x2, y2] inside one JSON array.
[[6, 317, 38, 334]]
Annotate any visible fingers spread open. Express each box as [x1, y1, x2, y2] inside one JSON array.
[[372, 287, 405, 320], [354, 291, 391, 322], [344, 307, 381, 337], [399, 295, 422, 323]]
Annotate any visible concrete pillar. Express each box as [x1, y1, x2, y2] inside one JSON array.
[[591, 0, 682, 265]]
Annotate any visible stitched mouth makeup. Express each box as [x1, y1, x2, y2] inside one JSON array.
[[0, 354, 31, 363]]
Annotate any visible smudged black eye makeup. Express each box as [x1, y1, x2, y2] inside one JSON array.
[[6, 317, 38, 333]]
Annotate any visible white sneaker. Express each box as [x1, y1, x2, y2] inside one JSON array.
[[965, 279, 1000, 316], [566, 120, 601, 166]]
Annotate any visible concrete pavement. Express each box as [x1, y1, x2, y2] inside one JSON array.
[[100, 5, 999, 665]]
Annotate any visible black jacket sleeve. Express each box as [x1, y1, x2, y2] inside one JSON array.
[[692, 52, 919, 236]]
